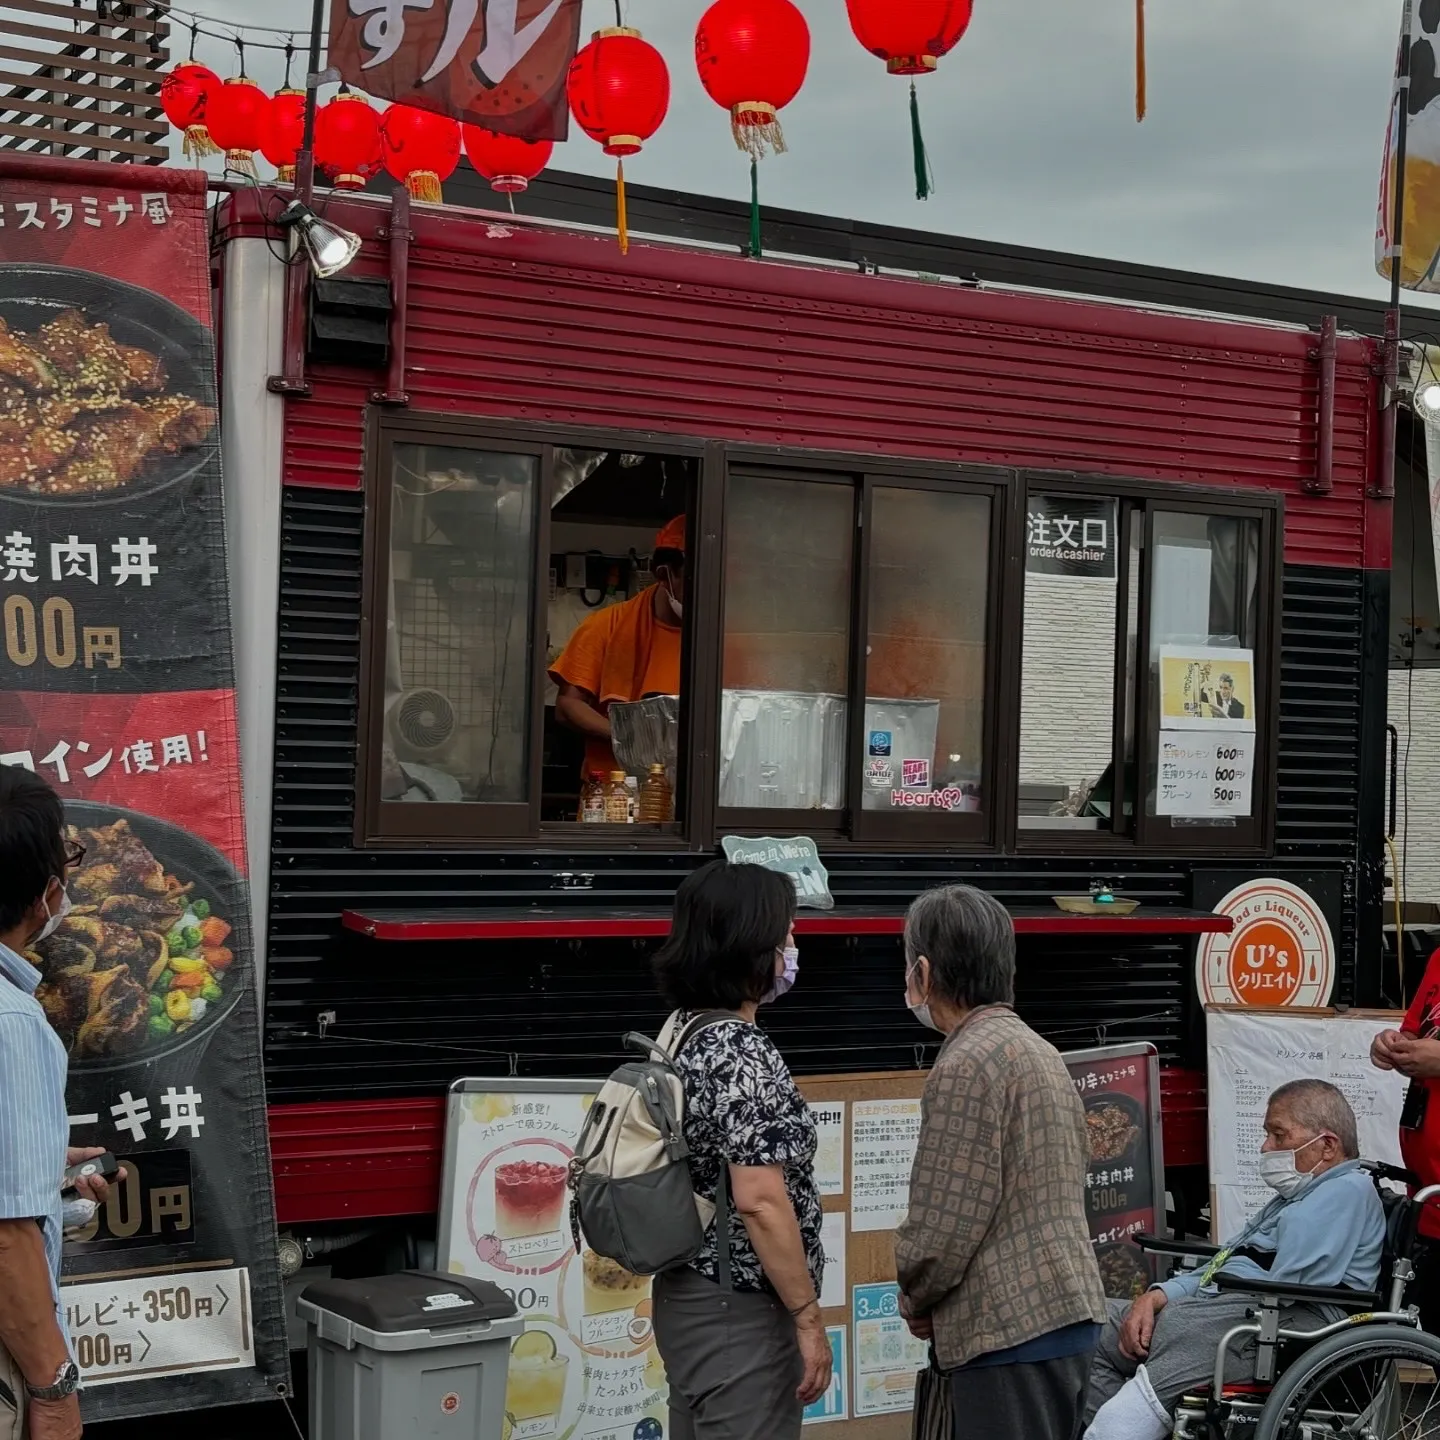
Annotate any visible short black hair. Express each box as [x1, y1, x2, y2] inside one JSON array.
[[652, 547, 685, 574], [904, 884, 1015, 1009], [653, 859, 796, 1011], [0, 764, 66, 933]]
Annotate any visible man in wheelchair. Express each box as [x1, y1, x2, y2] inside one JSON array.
[[1083, 1080, 1385, 1439]]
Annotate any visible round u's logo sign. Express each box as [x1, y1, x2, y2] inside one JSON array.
[[1197, 878, 1335, 1008]]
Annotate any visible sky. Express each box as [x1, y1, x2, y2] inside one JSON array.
[[190, 0, 1414, 307]]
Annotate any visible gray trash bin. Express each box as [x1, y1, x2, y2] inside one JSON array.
[[299, 1270, 523, 1440]]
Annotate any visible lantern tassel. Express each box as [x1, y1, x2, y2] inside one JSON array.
[[748, 157, 762, 259], [224, 148, 258, 181], [1135, 0, 1147, 122], [909, 82, 933, 202], [617, 158, 629, 256], [183, 123, 219, 160], [406, 170, 444, 204], [732, 104, 786, 160]]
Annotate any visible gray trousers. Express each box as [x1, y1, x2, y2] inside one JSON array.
[[1084, 1295, 1327, 1423], [653, 1265, 803, 1440], [949, 1351, 1095, 1440]]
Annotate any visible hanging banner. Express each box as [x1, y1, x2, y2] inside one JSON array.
[[1377, 0, 1440, 290], [0, 157, 286, 1420], [329, 0, 583, 141]]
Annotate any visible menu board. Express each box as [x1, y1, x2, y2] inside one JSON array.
[[1156, 645, 1257, 819], [1063, 1043, 1165, 1302], [438, 1080, 668, 1440], [0, 158, 285, 1419], [1207, 1008, 1407, 1238]]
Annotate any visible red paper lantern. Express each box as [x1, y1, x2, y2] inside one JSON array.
[[160, 61, 220, 160], [206, 77, 270, 180], [315, 92, 382, 191], [462, 127, 553, 194], [381, 104, 461, 204], [261, 87, 306, 183], [844, 0, 972, 75], [567, 28, 670, 157], [566, 27, 670, 255], [695, 0, 810, 157]]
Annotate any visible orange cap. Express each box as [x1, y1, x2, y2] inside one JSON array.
[[655, 514, 686, 554]]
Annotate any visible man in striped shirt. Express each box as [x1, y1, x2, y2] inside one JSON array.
[[0, 766, 104, 1440]]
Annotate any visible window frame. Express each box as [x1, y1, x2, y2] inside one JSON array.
[[354, 413, 1283, 857], [356, 411, 708, 848], [1009, 473, 1283, 857]]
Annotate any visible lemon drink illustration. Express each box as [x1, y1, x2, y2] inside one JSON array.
[[505, 1329, 570, 1422]]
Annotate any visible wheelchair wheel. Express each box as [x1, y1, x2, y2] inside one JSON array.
[[1254, 1322, 1440, 1439]]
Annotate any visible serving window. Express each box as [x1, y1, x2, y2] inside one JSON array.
[[1014, 480, 1279, 852], [358, 416, 1278, 854]]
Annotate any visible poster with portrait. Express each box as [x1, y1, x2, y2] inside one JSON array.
[[1157, 646, 1256, 732], [438, 1080, 670, 1440], [0, 157, 285, 1419]]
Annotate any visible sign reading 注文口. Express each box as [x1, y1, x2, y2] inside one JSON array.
[[1026, 495, 1118, 580]]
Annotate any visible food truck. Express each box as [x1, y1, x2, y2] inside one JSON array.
[[205, 167, 1396, 1277], [0, 145, 1398, 1420]]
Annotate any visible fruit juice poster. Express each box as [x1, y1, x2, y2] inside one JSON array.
[[439, 1085, 669, 1440]]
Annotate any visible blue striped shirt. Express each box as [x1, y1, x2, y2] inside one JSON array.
[[0, 940, 70, 1344]]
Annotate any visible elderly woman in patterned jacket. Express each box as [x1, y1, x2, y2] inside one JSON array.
[[896, 883, 1107, 1440], [650, 859, 831, 1440]]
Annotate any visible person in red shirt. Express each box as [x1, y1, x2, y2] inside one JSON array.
[[1371, 948, 1440, 1332]]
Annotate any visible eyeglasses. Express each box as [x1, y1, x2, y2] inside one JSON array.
[[64, 841, 86, 871]]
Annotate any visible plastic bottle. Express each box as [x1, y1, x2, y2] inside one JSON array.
[[580, 772, 607, 823], [605, 770, 631, 824], [638, 764, 673, 824]]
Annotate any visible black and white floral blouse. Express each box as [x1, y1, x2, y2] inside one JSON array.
[[672, 1013, 824, 1295]]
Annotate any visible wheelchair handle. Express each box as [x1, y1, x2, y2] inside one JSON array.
[[1417, 1183, 1440, 1206]]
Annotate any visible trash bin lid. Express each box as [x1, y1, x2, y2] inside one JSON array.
[[298, 1270, 518, 1334]]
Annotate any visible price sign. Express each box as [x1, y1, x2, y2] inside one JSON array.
[[62, 1268, 253, 1387], [1157, 731, 1255, 818]]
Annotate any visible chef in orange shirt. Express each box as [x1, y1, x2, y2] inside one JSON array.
[[549, 515, 685, 781]]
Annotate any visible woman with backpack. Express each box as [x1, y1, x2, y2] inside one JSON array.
[[650, 859, 832, 1439]]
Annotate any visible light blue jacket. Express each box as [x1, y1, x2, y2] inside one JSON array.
[[1158, 1159, 1385, 1304]]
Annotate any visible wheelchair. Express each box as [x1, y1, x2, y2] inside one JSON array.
[[1134, 1164, 1440, 1439]]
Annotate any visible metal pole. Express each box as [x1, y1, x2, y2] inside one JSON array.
[[1379, 9, 1411, 500], [298, 0, 325, 207]]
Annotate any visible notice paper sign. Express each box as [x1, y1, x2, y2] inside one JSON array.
[[852, 1283, 927, 1417], [63, 1268, 252, 1387], [1157, 731, 1255, 818], [809, 1102, 846, 1195], [1207, 1008, 1407, 1238], [850, 1098, 923, 1232], [802, 1327, 849, 1425], [819, 1212, 847, 1310]]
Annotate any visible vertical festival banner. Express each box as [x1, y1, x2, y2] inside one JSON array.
[[0, 157, 286, 1419]]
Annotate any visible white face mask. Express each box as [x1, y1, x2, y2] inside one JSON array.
[[666, 581, 683, 619], [1258, 1133, 1328, 1199], [35, 881, 71, 944], [905, 960, 943, 1033], [761, 946, 799, 1005]]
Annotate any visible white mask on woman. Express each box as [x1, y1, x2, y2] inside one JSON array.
[[905, 960, 943, 1033]]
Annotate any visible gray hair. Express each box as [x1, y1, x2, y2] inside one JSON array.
[[903, 884, 1015, 1009], [1218, 673, 1235, 686], [1267, 1079, 1360, 1159]]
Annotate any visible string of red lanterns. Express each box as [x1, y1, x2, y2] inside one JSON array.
[[463, 128, 554, 196], [381, 104, 461, 204], [205, 75, 270, 181], [314, 91, 383, 192], [160, 62, 221, 160]]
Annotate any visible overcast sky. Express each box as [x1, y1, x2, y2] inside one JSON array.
[[200, 0, 1413, 307]]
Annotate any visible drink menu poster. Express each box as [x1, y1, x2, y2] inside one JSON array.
[[438, 1081, 668, 1440]]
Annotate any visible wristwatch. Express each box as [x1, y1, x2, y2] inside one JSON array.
[[25, 1361, 79, 1401]]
